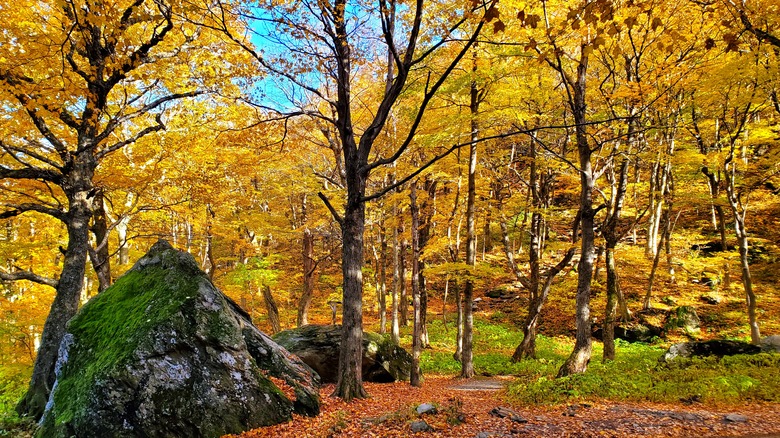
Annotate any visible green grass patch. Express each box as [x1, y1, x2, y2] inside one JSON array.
[[506, 339, 780, 405], [415, 319, 780, 406]]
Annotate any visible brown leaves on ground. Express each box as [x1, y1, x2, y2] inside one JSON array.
[[226, 375, 780, 437]]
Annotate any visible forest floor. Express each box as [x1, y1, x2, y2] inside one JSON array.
[[227, 375, 780, 438]]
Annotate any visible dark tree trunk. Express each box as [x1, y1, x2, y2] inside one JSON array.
[[17, 159, 95, 420], [513, 248, 575, 361], [602, 159, 630, 362], [377, 224, 388, 334], [417, 179, 436, 348], [9, 2, 190, 419], [332, 192, 368, 400], [557, 47, 595, 378], [399, 239, 408, 327], [508, 135, 574, 361], [602, 245, 618, 361], [453, 280, 463, 362], [90, 188, 112, 293], [512, 136, 542, 360], [298, 227, 315, 327], [262, 285, 281, 334]]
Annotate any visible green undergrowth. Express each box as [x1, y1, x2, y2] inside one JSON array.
[[0, 364, 33, 435], [507, 341, 780, 405], [414, 319, 780, 405]]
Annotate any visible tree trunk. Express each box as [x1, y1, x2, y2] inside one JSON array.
[[557, 48, 594, 378], [735, 219, 760, 344], [513, 248, 575, 361], [332, 195, 368, 400], [702, 167, 728, 251], [116, 214, 131, 265], [17, 162, 94, 420], [90, 188, 112, 293], [453, 280, 463, 362], [727, 178, 761, 344], [262, 285, 281, 334], [399, 239, 408, 327], [460, 69, 479, 379], [602, 245, 618, 361], [512, 137, 543, 360], [379, 225, 388, 334], [417, 179, 436, 348], [644, 209, 670, 310], [391, 210, 401, 344], [298, 227, 315, 327], [410, 183, 422, 387], [203, 205, 216, 279]]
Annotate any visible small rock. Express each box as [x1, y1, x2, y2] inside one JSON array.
[[699, 294, 722, 305], [680, 394, 702, 405], [724, 414, 748, 423], [411, 420, 432, 432], [563, 404, 587, 417], [489, 406, 528, 423], [416, 403, 437, 415]]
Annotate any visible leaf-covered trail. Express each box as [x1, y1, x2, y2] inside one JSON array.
[[227, 375, 780, 437]]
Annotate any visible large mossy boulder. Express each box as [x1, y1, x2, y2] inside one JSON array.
[[273, 324, 413, 383], [37, 240, 320, 438]]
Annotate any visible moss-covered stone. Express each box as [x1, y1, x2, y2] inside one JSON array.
[[273, 324, 413, 384], [37, 240, 320, 438]]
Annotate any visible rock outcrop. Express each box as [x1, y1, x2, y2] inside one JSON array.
[[664, 306, 700, 335], [37, 240, 320, 438], [273, 324, 413, 383], [660, 340, 762, 363], [593, 323, 663, 343]]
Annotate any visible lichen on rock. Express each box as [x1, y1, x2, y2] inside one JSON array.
[[37, 240, 319, 438]]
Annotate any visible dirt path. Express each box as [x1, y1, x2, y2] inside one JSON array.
[[227, 376, 780, 438]]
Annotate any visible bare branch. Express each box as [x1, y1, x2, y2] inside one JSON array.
[[0, 203, 67, 222], [0, 165, 62, 184], [318, 192, 343, 226], [0, 268, 58, 288]]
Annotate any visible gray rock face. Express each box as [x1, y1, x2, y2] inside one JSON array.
[[661, 340, 762, 362], [273, 324, 413, 383], [37, 240, 320, 438], [760, 335, 780, 353], [410, 420, 433, 432]]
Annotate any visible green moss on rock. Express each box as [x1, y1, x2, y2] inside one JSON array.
[[36, 240, 320, 438]]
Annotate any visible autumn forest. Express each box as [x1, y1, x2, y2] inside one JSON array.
[[2, 0, 780, 436]]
